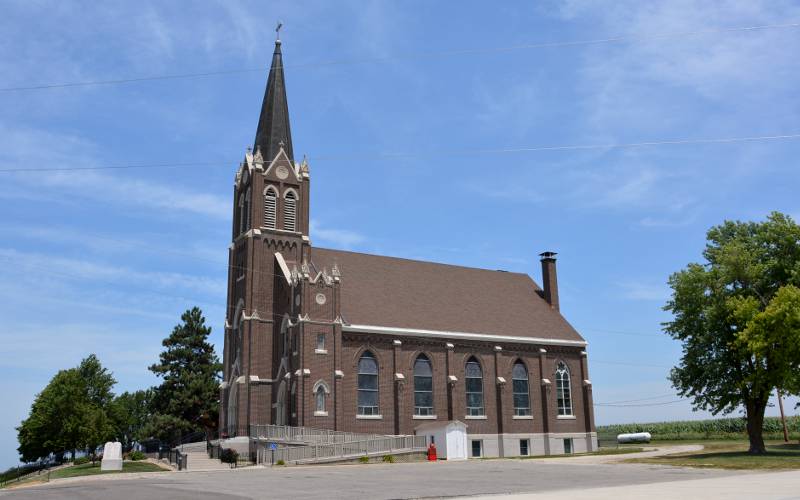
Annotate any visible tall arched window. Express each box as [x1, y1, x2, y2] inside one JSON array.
[[263, 186, 277, 229], [357, 351, 379, 415], [555, 361, 573, 416], [512, 361, 530, 416], [284, 190, 297, 232], [414, 354, 433, 416], [465, 357, 484, 416]]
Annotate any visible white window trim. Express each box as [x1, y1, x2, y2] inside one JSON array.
[[464, 415, 487, 420], [314, 349, 328, 355], [513, 415, 533, 420], [314, 411, 328, 417], [412, 415, 437, 420], [556, 415, 576, 420], [356, 414, 383, 420]]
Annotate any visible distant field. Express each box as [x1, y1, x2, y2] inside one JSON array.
[[597, 416, 799, 442]]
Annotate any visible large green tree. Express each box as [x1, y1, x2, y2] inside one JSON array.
[[17, 355, 117, 462], [665, 212, 800, 454], [110, 389, 154, 449], [145, 307, 221, 442]]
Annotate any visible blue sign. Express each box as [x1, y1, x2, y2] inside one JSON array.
[[270, 443, 278, 450]]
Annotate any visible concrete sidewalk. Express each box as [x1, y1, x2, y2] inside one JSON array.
[[464, 470, 800, 500]]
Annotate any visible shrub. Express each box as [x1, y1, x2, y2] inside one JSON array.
[[358, 455, 370, 464], [275, 459, 285, 466], [219, 448, 239, 464], [73, 457, 89, 466], [128, 451, 146, 461], [382, 455, 395, 463]]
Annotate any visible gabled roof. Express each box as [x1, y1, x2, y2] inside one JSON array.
[[254, 40, 293, 162], [309, 247, 585, 345]]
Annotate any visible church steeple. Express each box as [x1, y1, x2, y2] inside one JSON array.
[[254, 39, 293, 162]]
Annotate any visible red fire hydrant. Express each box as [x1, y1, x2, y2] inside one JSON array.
[[427, 443, 437, 461]]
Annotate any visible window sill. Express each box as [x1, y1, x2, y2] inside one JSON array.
[[465, 415, 487, 420], [314, 349, 328, 355], [413, 415, 437, 420], [557, 415, 576, 420], [356, 414, 383, 420], [513, 415, 533, 420], [314, 411, 328, 417]]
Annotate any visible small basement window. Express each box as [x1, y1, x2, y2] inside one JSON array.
[[471, 440, 482, 458], [563, 438, 573, 454], [520, 439, 529, 456]]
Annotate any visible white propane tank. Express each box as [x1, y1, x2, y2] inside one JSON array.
[[617, 432, 651, 444]]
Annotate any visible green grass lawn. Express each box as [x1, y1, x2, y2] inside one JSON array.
[[626, 441, 800, 470], [49, 461, 168, 479]]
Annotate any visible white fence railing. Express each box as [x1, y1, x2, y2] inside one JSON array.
[[257, 435, 427, 465], [250, 424, 390, 445]]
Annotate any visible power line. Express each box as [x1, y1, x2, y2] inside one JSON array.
[[594, 393, 680, 405], [592, 359, 673, 369], [1, 22, 798, 92], [579, 327, 664, 338], [595, 399, 686, 407], [2, 132, 799, 174]]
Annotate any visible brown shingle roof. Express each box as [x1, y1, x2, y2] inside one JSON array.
[[309, 247, 585, 344]]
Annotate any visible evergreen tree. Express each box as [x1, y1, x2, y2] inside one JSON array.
[[146, 307, 221, 442]]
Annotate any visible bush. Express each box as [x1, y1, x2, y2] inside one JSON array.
[[219, 448, 238, 464], [128, 450, 146, 461], [358, 455, 370, 464], [73, 457, 89, 466], [275, 459, 285, 466], [382, 455, 395, 463]]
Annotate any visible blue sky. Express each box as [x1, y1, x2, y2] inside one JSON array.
[[1, 0, 799, 468]]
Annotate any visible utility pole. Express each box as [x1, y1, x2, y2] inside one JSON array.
[[776, 388, 789, 443]]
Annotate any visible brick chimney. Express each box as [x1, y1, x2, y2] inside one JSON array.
[[540, 251, 559, 311]]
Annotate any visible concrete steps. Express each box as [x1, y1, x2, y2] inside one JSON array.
[[184, 451, 230, 471]]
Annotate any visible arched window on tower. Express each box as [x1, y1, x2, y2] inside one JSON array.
[[284, 190, 297, 232], [555, 361, 573, 416], [357, 351, 379, 416], [465, 356, 484, 416], [413, 354, 434, 416], [264, 186, 277, 229], [512, 361, 531, 416], [315, 385, 326, 414], [240, 187, 251, 234]]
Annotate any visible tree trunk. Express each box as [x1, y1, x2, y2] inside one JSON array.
[[745, 397, 768, 454]]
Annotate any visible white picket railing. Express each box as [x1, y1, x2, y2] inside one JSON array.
[[250, 424, 389, 445], [257, 435, 427, 465]]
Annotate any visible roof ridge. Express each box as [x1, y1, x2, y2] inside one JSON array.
[[312, 246, 529, 276]]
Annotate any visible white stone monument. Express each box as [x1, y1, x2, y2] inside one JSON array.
[[101, 441, 122, 471]]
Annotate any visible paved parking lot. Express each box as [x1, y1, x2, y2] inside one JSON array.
[[1, 458, 743, 500]]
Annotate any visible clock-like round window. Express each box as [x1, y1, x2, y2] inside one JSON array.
[[315, 293, 327, 305], [276, 165, 289, 179]]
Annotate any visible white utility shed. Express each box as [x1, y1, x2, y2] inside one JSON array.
[[414, 420, 468, 460]]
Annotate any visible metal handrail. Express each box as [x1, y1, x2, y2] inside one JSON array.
[[250, 424, 392, 445], [257, 435, 427, 465]]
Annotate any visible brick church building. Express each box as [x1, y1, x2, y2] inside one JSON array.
[[220, 38, 597, 457]]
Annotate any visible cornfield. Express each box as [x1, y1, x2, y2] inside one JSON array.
[[597, 416, 800, 441]]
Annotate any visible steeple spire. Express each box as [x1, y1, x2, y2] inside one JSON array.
[[254, 37, 293, 162]]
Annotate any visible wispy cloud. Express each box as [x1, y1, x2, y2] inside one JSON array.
[[617, 280, 670, 301], [310, 219, 367, 249]]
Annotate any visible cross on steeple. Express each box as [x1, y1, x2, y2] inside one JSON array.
[[275, 21, 283, 42]]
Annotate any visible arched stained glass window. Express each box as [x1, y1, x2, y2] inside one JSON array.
[[556, 361, 573, 416], [357, 351, 379, 415], [512, 361, 530, 416], [414, 354, 433, 416], [465, 357, 484, 416]]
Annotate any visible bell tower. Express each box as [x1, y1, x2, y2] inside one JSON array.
[[220, 37, 312, 435]]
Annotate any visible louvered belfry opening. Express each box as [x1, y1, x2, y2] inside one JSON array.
[[284, 191, 297, 231], [264, 188, 277, 229]]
